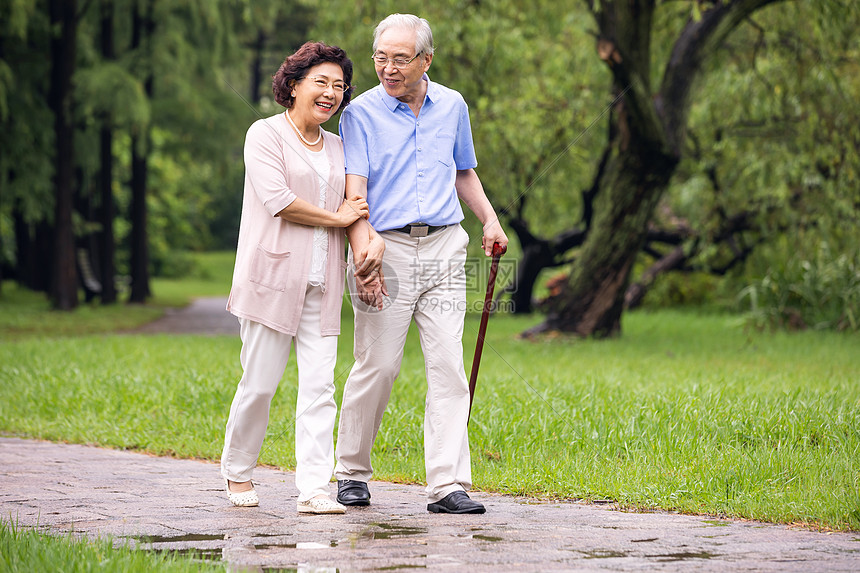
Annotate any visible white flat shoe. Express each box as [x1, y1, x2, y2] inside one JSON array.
[[226, 480, 259, 507], [297, 496, 345, 514]]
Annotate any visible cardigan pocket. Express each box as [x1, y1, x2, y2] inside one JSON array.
[[249, 244, 291, 291]]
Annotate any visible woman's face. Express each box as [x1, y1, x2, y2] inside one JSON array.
[[290, 61, 346, 126]]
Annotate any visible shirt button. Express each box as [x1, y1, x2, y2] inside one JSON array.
[[418, 172, 424, 177], [417, 147, 422, 151], [416, 121, 420, 126]]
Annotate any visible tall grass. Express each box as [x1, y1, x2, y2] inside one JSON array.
[[739, 244, 860, 332]]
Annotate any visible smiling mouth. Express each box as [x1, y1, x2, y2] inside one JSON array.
[[315, 102, 333, 110]]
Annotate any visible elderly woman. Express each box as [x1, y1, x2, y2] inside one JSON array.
[[221, 42, 368, 515]]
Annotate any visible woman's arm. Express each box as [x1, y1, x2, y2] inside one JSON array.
[[276, 195, 368, 228]]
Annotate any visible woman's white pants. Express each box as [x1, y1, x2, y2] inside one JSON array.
[[221, 285, 338, 502]]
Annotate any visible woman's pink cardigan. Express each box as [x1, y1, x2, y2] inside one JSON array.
[[227, 113, 347, 336]]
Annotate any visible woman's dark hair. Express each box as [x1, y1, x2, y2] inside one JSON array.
[[272, 42, 354, 112]]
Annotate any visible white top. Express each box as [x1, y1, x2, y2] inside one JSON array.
[[305, 145, 330, 288]]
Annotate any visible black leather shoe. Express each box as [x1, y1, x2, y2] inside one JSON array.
[[427, 491, 485, 514], [336, 479, 370, 506]]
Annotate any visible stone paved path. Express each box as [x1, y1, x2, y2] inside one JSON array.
[[2, 438, 858, 572]]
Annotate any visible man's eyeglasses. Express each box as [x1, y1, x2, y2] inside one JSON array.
[[301, 76, 350, 94], [371, 52, 423, 69]]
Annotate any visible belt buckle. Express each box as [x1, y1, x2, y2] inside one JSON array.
[[409, 224, 429, 238]]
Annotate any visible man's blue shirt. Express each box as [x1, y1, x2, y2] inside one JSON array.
[[339, 74, 478, 231]]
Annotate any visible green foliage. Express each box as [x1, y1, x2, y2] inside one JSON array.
[[0, 0, 268, 278], [0, 4, 53, 243], [739, 245, 860, 332], [664, 1, 860, 309], [639, 269, 723, 309], [312, 0, 607, 238], [0, 519, 224, 572], [75, 62, 150, 127]]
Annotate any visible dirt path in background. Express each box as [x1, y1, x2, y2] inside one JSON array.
[[132, 297, 238, 336]]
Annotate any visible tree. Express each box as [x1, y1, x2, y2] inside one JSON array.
[[1, 0, 281, 303], [127, 0, 154, 303], [0, 0, 55, 295], [48, 0, 79, 310], [98, 0, 117, 303], [527, 0, 806, 337]]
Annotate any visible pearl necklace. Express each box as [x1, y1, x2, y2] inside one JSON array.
[[285, 110, 322, 146]]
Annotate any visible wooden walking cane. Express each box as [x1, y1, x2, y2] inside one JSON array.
[[468, 242, 506, 423]]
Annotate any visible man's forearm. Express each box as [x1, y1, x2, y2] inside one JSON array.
[[346, 219, 371, 254], [456, 168, 509, 255], [456, 169, 499, 226]]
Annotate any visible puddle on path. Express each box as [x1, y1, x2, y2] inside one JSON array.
[[255, 540, 339, 550], [579, 549, 629, 559], [702, 520, 731, 527], [133, 533, 225, 543], [455, 532, 504, 542], [361, 523, 427, 540], [150, 547, 223, 561], [472, 534, 503, 542], [649, 550, 720, 562], [258, 565, 340, 573], [131, 533, 227, 563]]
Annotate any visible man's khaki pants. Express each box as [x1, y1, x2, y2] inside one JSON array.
[[335, 224, 473, 503]]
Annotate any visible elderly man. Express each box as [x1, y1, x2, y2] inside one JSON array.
[[336, 13, 508, 514]]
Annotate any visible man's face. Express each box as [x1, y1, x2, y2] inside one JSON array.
[[373, 27, 432, 103]]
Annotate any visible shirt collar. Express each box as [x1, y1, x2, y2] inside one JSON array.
[[379, 73, 436, 112]]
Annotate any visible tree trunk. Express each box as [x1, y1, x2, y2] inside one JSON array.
[[129, 129, 150, 302], [14, 212, 52, 293], [129, 0, 153, 303], [48, 0, 78, 310], [534, 114, 677, 337], [509, 242, 552, 314], [506, 218, 587, 314], [98, 0, 117, 303], [249, 30, 265, 105]]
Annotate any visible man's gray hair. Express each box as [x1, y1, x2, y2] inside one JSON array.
[[373, 13, 434, 56]]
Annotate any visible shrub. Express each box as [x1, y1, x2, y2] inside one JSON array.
[[738, 245, 860, 332]]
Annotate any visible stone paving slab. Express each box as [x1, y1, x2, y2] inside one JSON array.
[[1, 437, 858, 572]]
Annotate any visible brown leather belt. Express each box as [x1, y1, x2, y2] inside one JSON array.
[[391, 223, 449, 238]]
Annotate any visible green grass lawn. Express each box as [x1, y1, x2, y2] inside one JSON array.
[[1, 252, 858, 531]]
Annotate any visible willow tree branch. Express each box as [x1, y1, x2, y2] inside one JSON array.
[[658, 0, 788, 153]]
